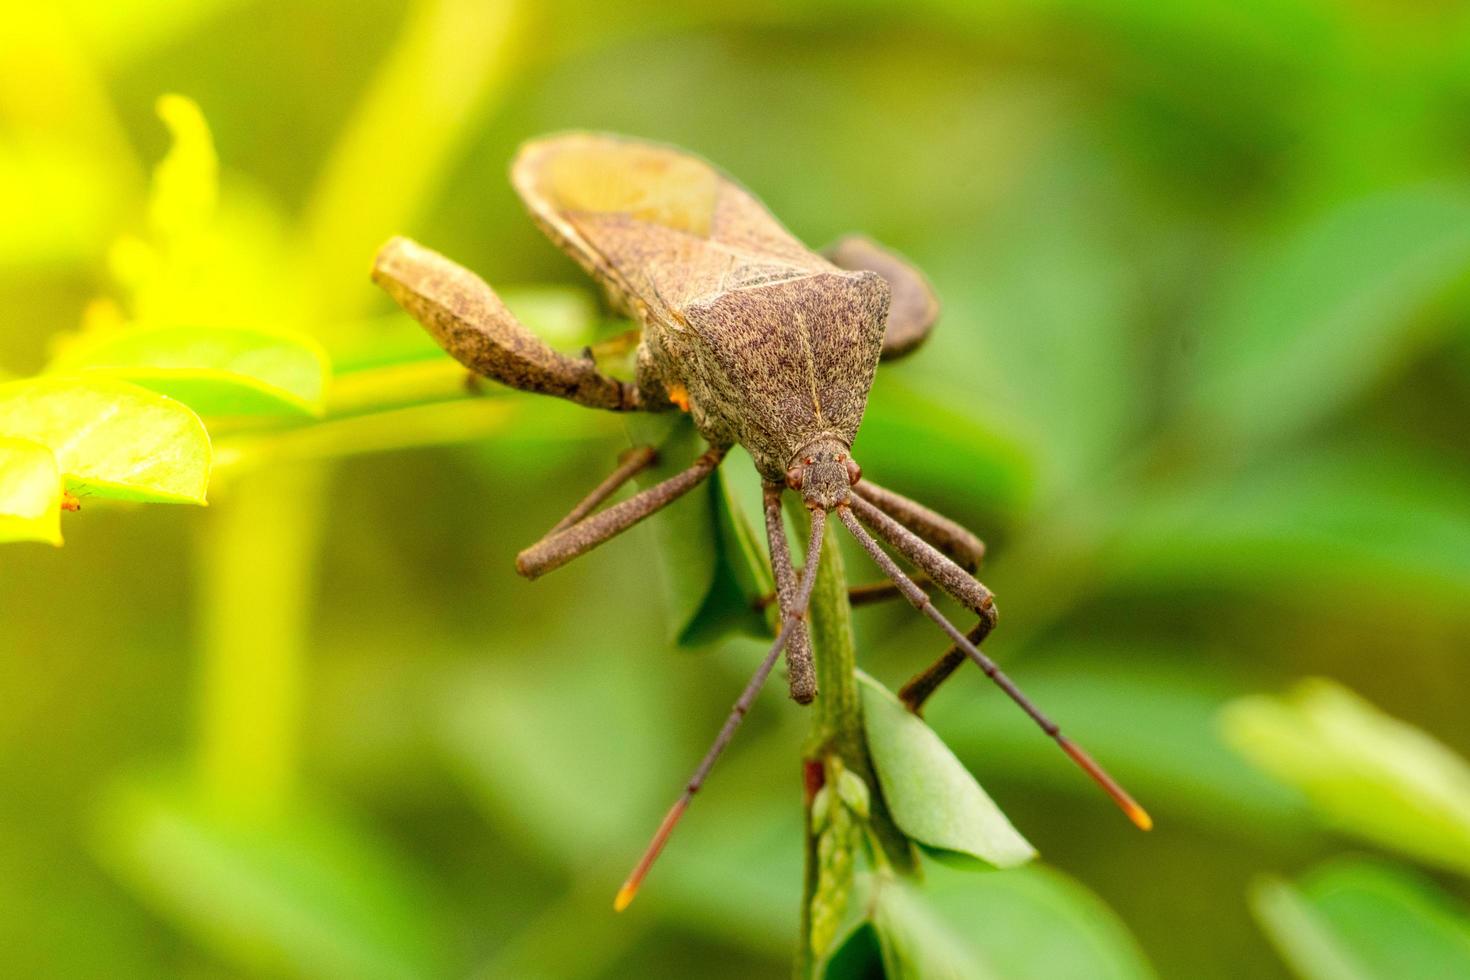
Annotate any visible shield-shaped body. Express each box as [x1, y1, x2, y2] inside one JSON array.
[[512, 133, 889, 480]]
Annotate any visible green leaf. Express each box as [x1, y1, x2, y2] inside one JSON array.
[[625, 413, 721, 645], [925, 652, 1310, 836], [830, 863, 1157, 980], [1251, 876, 1372, 980], [94, 773, 448, 980], [860, 375, 1035, 519], [149, 93, 217, 247], [50, 325, 330, 417], [857, 671, 1035, 868], [1222, 679, 1470, 877], [1106, 445, 1470, 610], [1252, 861, 1470, 980], [0, 377, 210, 503], [869, 874, 991, 980], [1188, 184, 1470, 446], [679, 457, 775, 647], [432, 650, 681, 866], [0, 437, 62, 545], [621, 419, 772, 648], [920, 861, 1157, 980]]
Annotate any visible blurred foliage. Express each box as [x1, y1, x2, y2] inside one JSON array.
[[3, 0, 1470, 978]]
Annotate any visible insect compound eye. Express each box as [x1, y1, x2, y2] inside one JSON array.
[[844, 458, 862, 485], [786, 466, 804, 490]]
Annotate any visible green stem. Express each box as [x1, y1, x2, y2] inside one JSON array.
[[195, 464, 328, 815], [796, 519, 915, 978]]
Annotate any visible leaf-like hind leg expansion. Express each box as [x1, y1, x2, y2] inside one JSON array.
[[845, 493, 996, 715], [516, 446, 728, 578], [373, 236, 642, 411], [762, 483, 816, 704], [822, 235, 940, 361]]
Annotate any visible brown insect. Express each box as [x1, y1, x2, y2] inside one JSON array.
[[373, 132, 1149, 911]]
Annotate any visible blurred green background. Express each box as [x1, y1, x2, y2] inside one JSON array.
[[5, 1, 1470, 977]]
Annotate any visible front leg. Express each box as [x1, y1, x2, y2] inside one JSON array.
[[762, 483, 816, 704], [845, 493, 998, 715], [374, 236, 644, 411], [823, 235, 940, 361]]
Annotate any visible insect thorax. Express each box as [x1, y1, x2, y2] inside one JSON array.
[[652, 270, 889, 479]]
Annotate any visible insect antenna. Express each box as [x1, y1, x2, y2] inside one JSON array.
[[834, 506, 1152, 832], [615, 508, 829, 912]]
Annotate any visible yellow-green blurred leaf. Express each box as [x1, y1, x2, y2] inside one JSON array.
[[858, 671, 1035, 868], [149, 93, 218, 248], [0, 437, 62, 545], [1223, 679, 1470, 877], [0, 139, 125, 269], [50, 325, 330, 418], [0, 377, 210, 503], [1253, 861, 1470, 980]]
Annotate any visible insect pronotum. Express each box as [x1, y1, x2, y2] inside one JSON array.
[[373, 132, 1150, 911]]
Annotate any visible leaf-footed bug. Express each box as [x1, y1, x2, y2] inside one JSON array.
[[373, 133, 1149, 911]]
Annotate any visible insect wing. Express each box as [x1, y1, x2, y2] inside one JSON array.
[[512, 133, 828, 322]]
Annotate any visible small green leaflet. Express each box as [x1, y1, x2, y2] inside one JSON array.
[[0, 437, 63, 544], [50, 324, 330, 418], [0, 376, 210, 504], [858, 671, 1035, 868]]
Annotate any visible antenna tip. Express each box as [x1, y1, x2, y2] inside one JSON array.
[[613, 882, 638, 912], [1126, 802, 1154, 832]]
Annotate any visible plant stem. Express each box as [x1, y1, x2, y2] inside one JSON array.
[[796, 519, 914, 978], [195, 464, 328, 815]]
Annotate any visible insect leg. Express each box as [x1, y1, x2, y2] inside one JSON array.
[[546, 446, 659, 536], [845, 492, 996, 714], [851, 480, 985, 570], [835, 506, 1150, 831], [516, 445, 728, 578], [757, 480, 980, 611], [373, 236, 643, 411], [615, 510, 828, 911], [822, 235, 940, 361], [762, 482, 816, 704]]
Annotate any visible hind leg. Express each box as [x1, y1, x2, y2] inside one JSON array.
[[374, 236, 645, 411]]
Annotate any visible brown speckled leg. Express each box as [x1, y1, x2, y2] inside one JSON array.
[[845, 493, 997, 715], [762, 483, 816, 704], [374, 236, 642, 411], [517, 446, 728, 579], [851, 481, 984, 570], [767, 479, 982, 610], [823, 236, 940, 361], [548, 446, 659, 536]]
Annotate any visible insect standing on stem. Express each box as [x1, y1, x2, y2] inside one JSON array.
[[373, 132, 1150, 911]]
